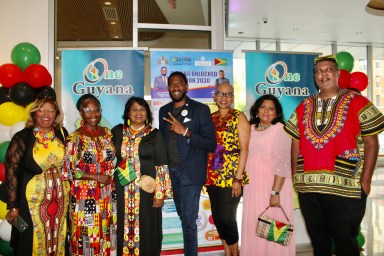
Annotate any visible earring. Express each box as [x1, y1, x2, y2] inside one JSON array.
[[127, 119, 131, 126], [145, 118, 149, 125], [256, 114, 258, 118]]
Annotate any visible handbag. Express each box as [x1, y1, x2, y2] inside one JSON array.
[[256, 206, 294, 246]]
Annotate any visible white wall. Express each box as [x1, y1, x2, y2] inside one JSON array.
[[0, 0, 53, 74]]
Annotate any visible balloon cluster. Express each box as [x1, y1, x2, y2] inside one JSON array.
[[336, 51, 369, 92], [0, 43, 58, 254]]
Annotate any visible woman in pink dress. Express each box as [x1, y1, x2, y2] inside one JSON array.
[[241, 94, 295, 255]]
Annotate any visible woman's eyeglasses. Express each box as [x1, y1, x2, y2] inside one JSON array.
[[82, 108, 102, 114], [214, 91, 234, 98]]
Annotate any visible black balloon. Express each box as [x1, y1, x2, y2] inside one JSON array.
[[0, 87, 11, 104], [9, 82, 36, 106], [36, 86, 56, 100]]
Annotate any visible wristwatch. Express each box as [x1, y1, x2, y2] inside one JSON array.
[[271, 191, 280, 196]]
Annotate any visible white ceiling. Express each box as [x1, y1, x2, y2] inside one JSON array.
[[226, 0, 384, 59]]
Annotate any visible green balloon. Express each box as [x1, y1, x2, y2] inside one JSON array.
[[0, 238, 13, 256], [336, 51, 354, 72], [11, 42, 41, 71], [357, 231, 365, 248], [0, 141, 10, 163]]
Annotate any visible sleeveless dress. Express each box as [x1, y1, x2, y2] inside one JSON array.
[[64, 129, 117, 256], [241, 123, 295, 255]]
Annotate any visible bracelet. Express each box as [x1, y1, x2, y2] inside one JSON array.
[[183, 127, 189, 137], [233, 177, 243, 183]]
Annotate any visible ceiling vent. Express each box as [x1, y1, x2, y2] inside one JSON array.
[[103, 7, 119, 20]]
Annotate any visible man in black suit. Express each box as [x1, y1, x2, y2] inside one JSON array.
[[159, 71, 216, 256]]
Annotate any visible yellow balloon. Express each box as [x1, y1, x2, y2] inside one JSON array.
[[24, 102, 34, 121], [0, 200, 7, 220], [0, 102, 25, 126]]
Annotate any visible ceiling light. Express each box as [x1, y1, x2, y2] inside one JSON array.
[[292, 28, 299, 32], [355, 32, 363, 35], [114, 36, 119, 39], [110, 21, 117, 25], [104, 1, 112, 5]]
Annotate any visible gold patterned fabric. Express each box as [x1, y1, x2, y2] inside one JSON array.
[[28, 135, 70, 256]]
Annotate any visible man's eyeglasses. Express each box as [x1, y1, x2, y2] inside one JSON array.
[[82, 107, 102, 114], [314, 67, 337, 76], [214, 91, 234, 98], [314, 54, 337, 65]]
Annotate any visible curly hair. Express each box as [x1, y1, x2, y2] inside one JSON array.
[[25, 96, 64, 129]]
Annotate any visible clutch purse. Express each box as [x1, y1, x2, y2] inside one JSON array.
[[139, 175, 156, 193], [256, 206, 294, 246]]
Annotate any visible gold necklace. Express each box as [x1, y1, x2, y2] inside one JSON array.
[[130, 124, 145, 131]]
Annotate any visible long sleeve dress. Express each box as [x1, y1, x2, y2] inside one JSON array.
[[4, 127, 70, 256], [63, 128, 117, 256], [112, 125, 172, 256], [241, 123, 295, 255]]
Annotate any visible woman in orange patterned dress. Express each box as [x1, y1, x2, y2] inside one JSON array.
[[64, 94, 117, 255]]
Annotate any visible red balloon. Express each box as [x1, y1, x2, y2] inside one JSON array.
[[338, 69, 351, 89], [350, 72, 368, 92], [0, 64, 23, 88], [0, 162, 5, 182], [46, 72, 52, 86], [23, 64, 50, 88]]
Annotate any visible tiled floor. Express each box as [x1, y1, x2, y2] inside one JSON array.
[[169, 167, 384, 255]]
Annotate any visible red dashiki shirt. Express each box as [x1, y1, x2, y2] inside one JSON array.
[[284, 89, 384, 198]]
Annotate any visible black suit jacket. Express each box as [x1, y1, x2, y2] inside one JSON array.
[[159, 97, 216, 186]]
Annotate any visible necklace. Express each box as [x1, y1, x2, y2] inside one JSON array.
[[33, 127, 55, 149], [130, 124, 146, 131], [258, 123, 270, 130], [81, 122, 100, 136]]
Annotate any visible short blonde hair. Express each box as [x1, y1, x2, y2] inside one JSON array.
[[25, 96, 64, 129]]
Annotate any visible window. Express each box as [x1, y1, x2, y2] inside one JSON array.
[[377, 76, 381, 87], [376, 95, 381, 106]]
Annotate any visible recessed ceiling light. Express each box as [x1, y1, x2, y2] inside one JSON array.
[[105, 1, 112, 5], [292, 28, 299, 32], [114, 36, 119, 39], [110, 21, 117, 25], [355, 32, 363, 35]]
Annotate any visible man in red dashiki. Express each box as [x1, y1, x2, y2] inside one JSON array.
[[284, 56, 384, 256]]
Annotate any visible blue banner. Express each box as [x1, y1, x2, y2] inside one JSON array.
[[150, 50, 233, 100], [61, 50, 144, 132], [245, 52, 318, 120]]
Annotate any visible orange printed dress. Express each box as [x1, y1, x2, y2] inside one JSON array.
[[63, 129, 117, 256]]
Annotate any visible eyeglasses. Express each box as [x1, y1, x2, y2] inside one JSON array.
[[82, 107, 102, 114], [314, 54, 337, 65], [214, 91, 234, 98], [314, 67, 337, 76], [37, 108, 56, 114]]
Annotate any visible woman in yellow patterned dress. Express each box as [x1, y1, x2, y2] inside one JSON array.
[[63, 94, 117, 255], [206, 83, 250, 256], [4, 96, 70, 255]]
